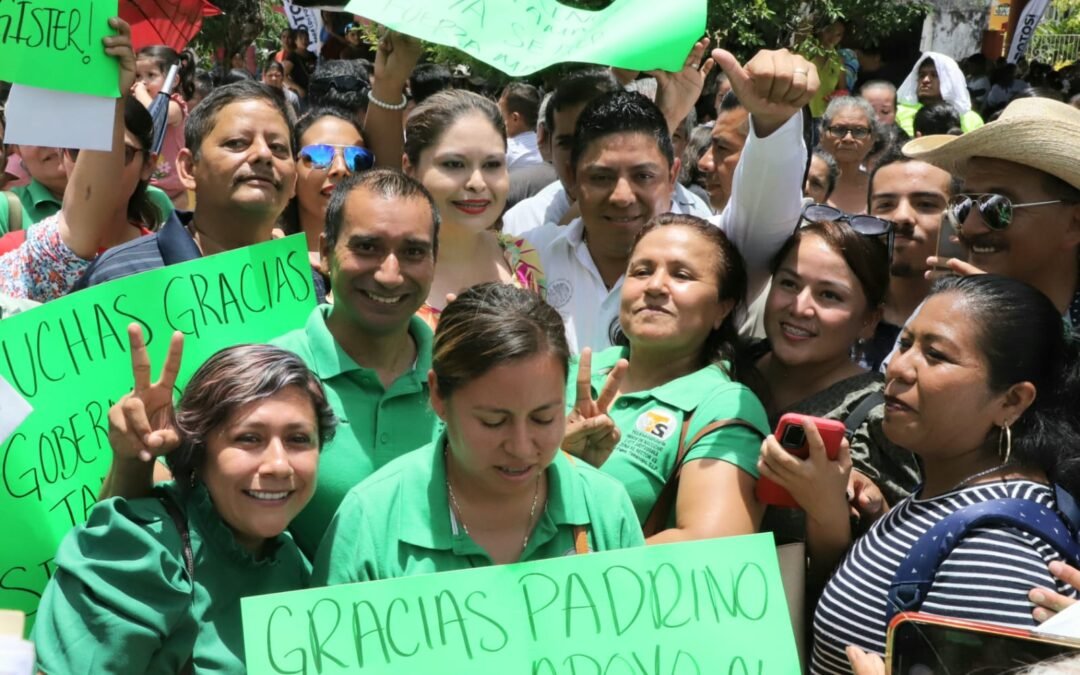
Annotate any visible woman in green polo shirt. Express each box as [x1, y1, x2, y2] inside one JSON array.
[[563, 213, 771, 542], [312, 284, 642, 585], [32, 331, 336, 673]]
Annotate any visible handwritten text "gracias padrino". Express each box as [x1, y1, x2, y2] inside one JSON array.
[[260, 561, 771, 674]]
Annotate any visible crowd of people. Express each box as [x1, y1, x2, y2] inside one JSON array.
[[4, 11, 1080, 675]]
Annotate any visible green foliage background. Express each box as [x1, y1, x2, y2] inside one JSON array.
[[191, 0, 929, 77]]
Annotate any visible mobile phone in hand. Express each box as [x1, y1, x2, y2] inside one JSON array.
[[755, 414, 846, 509], [930, 211, 967, 278]]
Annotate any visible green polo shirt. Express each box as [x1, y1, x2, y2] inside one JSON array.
[[0, 183, 174, 234], [310, 436, 644, 585], [32, 482, 310, 673], [273, 305, 441, 558], [568, 346, 769, 525], [11, 178, 61, 225]]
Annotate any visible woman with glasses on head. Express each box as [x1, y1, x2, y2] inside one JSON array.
[[818, 97, 879, 215], [562, 214, 771, 543], [403, 89, 545, 328], [753, 213, 920, 585]]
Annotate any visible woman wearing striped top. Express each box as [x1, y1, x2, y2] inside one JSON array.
[[759, 275, 1080, 674]]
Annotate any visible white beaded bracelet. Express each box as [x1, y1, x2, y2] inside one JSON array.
[[367, 90, 408, 111]]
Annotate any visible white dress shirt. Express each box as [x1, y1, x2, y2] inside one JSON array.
[[506, 131, 543, 169], [522, 112, 806, 352], [503, 181, 712, 237]]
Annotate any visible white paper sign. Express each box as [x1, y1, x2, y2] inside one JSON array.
[[5, 85, 115, 152], [0, 375, 31, 446]]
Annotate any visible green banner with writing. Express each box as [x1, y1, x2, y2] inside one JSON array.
[[242, 533, 799, 674], [345, 0, 706, 76], [0, 0, 120, 97], [0, 236, 316, 626]]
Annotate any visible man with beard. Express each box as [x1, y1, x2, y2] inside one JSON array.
[[862, 150, 959, 370], [906, 97, 1080, 332]]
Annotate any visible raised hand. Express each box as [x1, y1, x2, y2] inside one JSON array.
[[373, 30, 424, 89], [650, 37, 715, 134], [710, 47, 819, 136], [104, 17, 137, 95], [108, 324, 184, 463], [562, 348, 628, 467]]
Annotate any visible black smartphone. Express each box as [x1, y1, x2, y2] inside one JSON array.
[[930, 212, 967, 278]]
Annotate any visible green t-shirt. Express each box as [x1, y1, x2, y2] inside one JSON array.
[[12, 179, 61, 226], [272, 305, 441, 558], [568, 346, 770, 525], [311, 437, 644, 585], [31, 482, 310, 674]]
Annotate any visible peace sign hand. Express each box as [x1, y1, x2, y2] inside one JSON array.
[[562, 348, 628, 468], [107, 324, 185, 463]]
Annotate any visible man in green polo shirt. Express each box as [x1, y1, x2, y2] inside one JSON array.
[[273, 169, 443, 557]]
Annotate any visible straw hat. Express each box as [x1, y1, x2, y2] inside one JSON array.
[[903, 97, 1080, 189]]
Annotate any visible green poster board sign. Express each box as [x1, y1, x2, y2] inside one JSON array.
[[0, 0, 120, 97], [242, 533, 799, 674], [345, 0, 706, 76], [0, 236, 316, 626]]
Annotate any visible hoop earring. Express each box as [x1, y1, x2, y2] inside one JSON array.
[[998, 422, 1012, 465]]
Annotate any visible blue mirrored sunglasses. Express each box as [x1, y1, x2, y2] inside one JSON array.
[[299, 144, 375, 173]]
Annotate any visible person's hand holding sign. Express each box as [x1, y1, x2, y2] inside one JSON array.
[[104, 18, 138, 94], [562, 349, 628, 468], [651, 37, 715, 136], [109, 324, 185, 462], [710, 46, 819, 138]]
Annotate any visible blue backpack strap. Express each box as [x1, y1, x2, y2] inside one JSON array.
[[887, 498, 1080, 625]]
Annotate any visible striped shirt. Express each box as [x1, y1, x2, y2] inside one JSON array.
[[812, 480, 1079, 674]]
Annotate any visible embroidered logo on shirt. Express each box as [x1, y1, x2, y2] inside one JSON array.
[[547, 279, 573, 308], [635, 409, 676, 441]]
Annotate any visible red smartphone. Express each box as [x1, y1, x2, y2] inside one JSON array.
[[755, 413, 846, 509]]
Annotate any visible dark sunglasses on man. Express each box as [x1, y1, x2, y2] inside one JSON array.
[[946, 193, 1065, 232], [298, 144, 375, 173], [800, 202, 896, 261]]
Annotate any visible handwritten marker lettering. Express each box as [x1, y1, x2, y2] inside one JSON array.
[[0, 236, 317, 627], [242, 535, 800, 674]]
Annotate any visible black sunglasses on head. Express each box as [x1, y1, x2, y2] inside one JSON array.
[[800, 203, 896, 261]]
